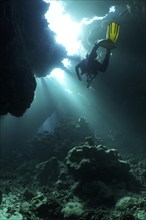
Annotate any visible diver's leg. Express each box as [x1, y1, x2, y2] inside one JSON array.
[[86, 72, 98, 88], [86, 73, 92, 88]]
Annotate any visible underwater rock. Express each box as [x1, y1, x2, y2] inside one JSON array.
[[33, 193, 62, 219], [0, 0, 37, 116], [23, 189, 34, 201], [36, 157, 60, 185], [115, 196, 137, 211], [79, 207, 110, 220], [0, 191, 2, 205], [61, 200, 84, 219], [65, 144, 131, 182], [81, 181, 113, 201], [115, 195, 146, 220], [13, 0, 67, 77], [119, 212, 136, 220], [85, 136, 95, 146], [36, 203, 50, 218]]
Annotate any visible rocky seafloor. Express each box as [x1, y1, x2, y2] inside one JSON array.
[[0, 117, 146, 220]]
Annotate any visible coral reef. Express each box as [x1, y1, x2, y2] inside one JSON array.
[[66, 144, 131, 182], [61, 201, 84, 219], [0, 117, 146, 219]]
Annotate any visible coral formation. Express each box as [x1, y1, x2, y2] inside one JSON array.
[[66, 144, 131, 182], [61, 201, 84, 219], [0, 117, 145, 219]]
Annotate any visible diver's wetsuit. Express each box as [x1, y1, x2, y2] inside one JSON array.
[[75, 43, 111, 87]]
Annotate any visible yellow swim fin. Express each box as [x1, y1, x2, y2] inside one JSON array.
[[106, 22, 120, 43]]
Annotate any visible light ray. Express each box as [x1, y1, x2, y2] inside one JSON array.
[[44, 1, 117, 57], [45, 1, 82, 55]]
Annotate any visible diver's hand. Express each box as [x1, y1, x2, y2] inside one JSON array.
[[75, 65, 82, 81]]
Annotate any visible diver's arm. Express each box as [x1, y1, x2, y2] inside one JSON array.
[[88, 40, 105, 62], [92, 41, 102, 53], [75, 64, 82, 81]]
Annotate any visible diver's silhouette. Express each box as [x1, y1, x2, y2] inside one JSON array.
[[75, 39, 116, 88]]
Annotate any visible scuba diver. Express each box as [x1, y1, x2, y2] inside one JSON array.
[[75, 22, 120, 88], [75, 39, 115, 88]]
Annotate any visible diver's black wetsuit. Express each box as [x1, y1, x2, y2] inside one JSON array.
[[75, 42, 111, 87]]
